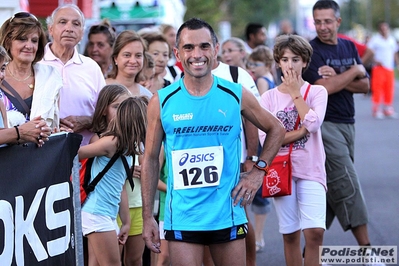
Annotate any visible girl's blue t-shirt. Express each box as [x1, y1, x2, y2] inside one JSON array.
[[82, 155, 132, 218]]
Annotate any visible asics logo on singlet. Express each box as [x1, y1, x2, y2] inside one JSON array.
[[179, 152, 215, 166], [173, 113, 193, 121]]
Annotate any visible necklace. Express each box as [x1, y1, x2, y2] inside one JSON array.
[[7, 65, 34, 89]]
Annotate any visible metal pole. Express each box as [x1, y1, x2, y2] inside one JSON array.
[[366, 0, 372, 33], [72, 155, 84, 266], [384, 0, 391, 24]]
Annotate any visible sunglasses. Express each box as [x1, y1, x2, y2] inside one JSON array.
[[90, 24, 116, 36], [10, 12, 38, 23], [221, 49, 241, 55], [247, 62, 265, 68]]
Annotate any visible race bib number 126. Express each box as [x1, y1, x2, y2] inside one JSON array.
[[171, 146, 223, 190]]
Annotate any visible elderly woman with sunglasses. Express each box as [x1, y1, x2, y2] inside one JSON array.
[[0, 12, 62, 130], [0, 45, 51, 146]]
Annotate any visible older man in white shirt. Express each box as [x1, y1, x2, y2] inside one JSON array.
[[41, 4, 105, 145]]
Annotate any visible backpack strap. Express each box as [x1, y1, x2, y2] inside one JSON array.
[[229, 65, 239, 83], [121, 155, 135, 191], [84, 153, 120, 194], [83, 157, 94, 193], [168, 65, 177, 79]]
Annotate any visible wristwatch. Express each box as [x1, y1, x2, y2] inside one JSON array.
[[246, 155, 258, 162], [254, 159, 269, 173]]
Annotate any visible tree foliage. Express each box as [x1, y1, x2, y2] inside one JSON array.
[[340, 0, 399, 33], [228, 0, 289, 38], [184, 0, 225, 30], [183, 0, 399, 42], [184, 0, 289, 40]]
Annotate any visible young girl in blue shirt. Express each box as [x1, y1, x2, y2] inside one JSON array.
[[79, 84, 147, 266]]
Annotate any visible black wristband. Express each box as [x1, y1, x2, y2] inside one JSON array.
[[14, 126, 20, 145], [355, 75, 368, 80], [246, 155, 258, 162]]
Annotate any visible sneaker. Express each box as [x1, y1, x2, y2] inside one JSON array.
[[383, 107, 398, 119], [255, 239, 265, 252], [373, 110, 384, 119]]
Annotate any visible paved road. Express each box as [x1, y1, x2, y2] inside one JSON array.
[[252, 89, 399, 266]]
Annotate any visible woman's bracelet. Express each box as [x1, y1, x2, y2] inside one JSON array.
[[14, 126, 21, 145], [293, 95, 302, 101]]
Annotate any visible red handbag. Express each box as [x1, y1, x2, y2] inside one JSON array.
[[262, 84, 311, 198], [262, 152, 292, 197]]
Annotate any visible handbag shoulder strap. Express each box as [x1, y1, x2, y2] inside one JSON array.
[[84, 153, 120, 193], [1, 80, 31, 115], [303, 83, 311, 101], [289, 84, 311, 154], [294, 83, 311, 129]]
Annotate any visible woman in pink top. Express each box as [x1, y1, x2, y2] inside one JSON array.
[[259, 34, 328, 266]]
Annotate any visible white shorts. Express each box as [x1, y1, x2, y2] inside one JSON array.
[[81, 211, 119, 236], [273, 177, 326, 234], [159, 220, 165, 240]]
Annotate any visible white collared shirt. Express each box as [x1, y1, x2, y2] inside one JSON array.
[[41, 43, 106, 145]]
